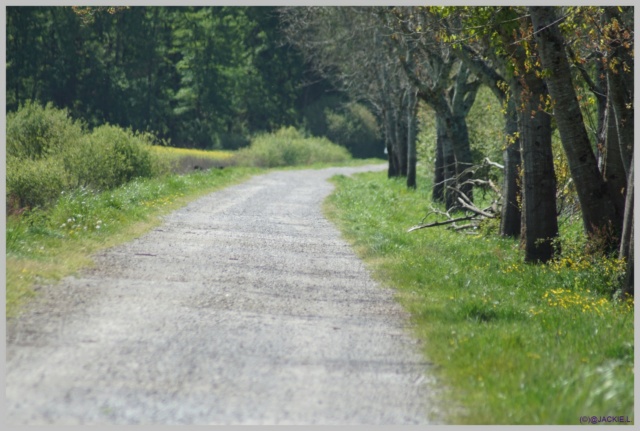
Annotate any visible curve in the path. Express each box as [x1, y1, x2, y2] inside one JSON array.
[[6, 165, 442, 425]]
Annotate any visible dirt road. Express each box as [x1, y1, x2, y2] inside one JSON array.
[[6, 165, 441, 425]]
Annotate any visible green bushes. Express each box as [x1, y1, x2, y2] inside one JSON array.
[[64, 125, 161, 191], [6, 102, 164, 211], [235, 126, 352, 167], [6, 157, 71, 210], [6, 101, 85, 160]]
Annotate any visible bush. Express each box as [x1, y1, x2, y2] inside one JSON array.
[[235, 126, 351, 168], [6, 102, 167, 213], [63, 125, 161, 191], [6, 101, 84, 160], [6, 156, 71, 210]]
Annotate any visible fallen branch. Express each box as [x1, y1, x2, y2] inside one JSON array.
[[483, 157, 504, 170], [407, 215, 477, 232], [451, 223, 478, 231], [457, 197, 495, 218]]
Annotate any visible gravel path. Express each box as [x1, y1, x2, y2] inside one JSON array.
[[6, 165, 441, 425]]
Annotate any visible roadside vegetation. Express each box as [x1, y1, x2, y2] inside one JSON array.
[[5, 102, 362, 317], [326, 171, 633, 424]]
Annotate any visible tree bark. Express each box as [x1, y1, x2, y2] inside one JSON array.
[[406, 88, 418, 189], [497, 14, 559, 263], [530, 6, 622, 244], [517, 78, 559, 263], [620, 161, 633, 297], [500, 92, 522, 237], [619, 160, 633, 262], [432, 114, 445, 202], [603, 7, 634, 177], [602, 99, 627, 226]]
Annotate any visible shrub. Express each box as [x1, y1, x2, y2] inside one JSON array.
[[63, 125, 161, 191], [6, 101, 84, 160], [6, 156, 71, 210], [235, 126, 351, 167]]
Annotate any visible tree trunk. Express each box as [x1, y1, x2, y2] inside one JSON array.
[[437, 113, 459, 210], [530, 6, 622, 245], [604, 7, 634, 177], [432, 115, 445, 202], [518, 83, 558, 263], [384, 108, 400, 178], [406, 88, 418, 189], [620, 161, 633, 297], [602, 99, 627, 226], [619, 160, 633, 262], [391, 102, 408, 177], [500, 92, 522, 237]]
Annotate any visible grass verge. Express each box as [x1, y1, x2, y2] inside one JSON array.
[[6, 166, 260, 318], [325, 171, 633, 425]]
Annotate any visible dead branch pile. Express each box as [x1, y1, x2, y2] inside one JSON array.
[[408, 158, 503, 233]]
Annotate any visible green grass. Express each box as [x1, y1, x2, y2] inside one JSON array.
[[325, 171, 634, 425], [6, 166, 260, 317]]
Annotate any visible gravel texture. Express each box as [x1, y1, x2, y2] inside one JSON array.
[[6, 165, 442, 425]]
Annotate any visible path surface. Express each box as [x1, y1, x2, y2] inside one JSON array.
[[6, 165, 441, 425]]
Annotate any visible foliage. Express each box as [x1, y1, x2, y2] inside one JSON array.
[[234, 126, 352, 167], [6, 156, 72, 211], [6, 102, 165, 212], [326, 171, 633, 424], [63, 125, 161, 191], [6, 100, 84, 160], [6, 6, 314, 149]]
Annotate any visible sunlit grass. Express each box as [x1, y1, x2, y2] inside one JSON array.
[[150, 145, 235, 160], [150, 145, 236, 174], [325, 171, 633, 425], [6, 166, 260, 317]]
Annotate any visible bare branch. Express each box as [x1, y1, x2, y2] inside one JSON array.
[[407, 215, 477, 232], [457, 197, 495, 218]]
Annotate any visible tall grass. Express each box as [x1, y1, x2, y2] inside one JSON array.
[[325, 171, 633, 425], [150, 146, 235, 174]]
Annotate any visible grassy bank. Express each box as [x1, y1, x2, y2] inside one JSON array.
[[325, 171, 633, 425], [6, 166, 260, 317]]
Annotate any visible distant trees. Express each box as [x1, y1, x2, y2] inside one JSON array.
[[280, 7, 418, 186], [6, 6, 312, 149]]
